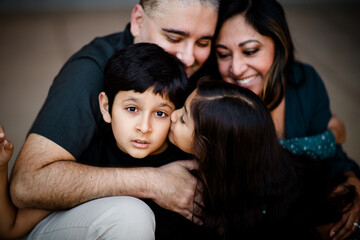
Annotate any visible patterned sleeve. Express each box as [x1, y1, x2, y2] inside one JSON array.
[[279, 130, 335, 160]]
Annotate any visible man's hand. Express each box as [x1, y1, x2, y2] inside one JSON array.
[[150, 160, 204, 225], [330, 172, 360, 240]]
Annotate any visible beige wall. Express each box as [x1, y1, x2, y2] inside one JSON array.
[[1, 3, 359, 179]]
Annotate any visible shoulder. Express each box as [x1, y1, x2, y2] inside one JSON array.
[[290, 61, 321, 85], [67, 23, 133, 71]]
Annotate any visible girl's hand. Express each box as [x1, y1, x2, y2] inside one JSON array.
[[0, 125, 13, 167]]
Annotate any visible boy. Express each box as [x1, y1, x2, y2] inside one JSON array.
[[1, 43, 216, 239]]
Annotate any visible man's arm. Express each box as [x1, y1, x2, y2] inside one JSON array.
[[10, 133, 199, 221]]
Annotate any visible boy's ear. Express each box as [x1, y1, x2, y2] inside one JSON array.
[[130, 4, 145, 39], [99, 92, 112, 123]]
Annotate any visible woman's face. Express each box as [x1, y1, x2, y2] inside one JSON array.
[[215, 14, 275, 96], [168, 90, 196, 154]]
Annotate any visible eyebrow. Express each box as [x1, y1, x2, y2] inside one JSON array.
[[123, 98, 173, 110], [239, 39, 260, 47], [216, 39, 260, 49], [162, 28, 213, 40]]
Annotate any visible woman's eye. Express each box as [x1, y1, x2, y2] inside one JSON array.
[[216, 51, 230, 59], [126, 106, 138, 112], [155, 111, 168, 117], [243, 49, 259, 56], [196, 40, 210, 48]]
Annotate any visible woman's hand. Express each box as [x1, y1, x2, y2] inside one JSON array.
[[330, 172, 360, 240], [328, 115, 346, 144]]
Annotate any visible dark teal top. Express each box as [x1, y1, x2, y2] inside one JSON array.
[[279, 130, 335, 160], [284, 62, 359, 176]]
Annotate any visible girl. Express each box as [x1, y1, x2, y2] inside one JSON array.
[[170, 79, 357, 239]]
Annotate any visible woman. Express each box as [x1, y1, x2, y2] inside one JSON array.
[[169, 79, 357, 239], [205, 0, 360, 238]]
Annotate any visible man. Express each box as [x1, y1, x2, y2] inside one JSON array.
[[10, 0, 218, 238]]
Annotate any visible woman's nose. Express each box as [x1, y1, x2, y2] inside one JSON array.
[[230, 57, 247, 77]]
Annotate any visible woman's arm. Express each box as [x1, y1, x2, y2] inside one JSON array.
[[279, 130, 336, 160]]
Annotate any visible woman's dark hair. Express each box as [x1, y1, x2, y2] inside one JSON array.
[[191, 78, 355, 239], [104, 42, 189, 112], [211, 0, 295, 110]]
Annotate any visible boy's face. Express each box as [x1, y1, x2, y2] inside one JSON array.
[[130, 0, 218, 77], [99, 88, 175, 159]]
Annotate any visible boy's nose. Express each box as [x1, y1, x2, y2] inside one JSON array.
[[137, 115, 152, 133]]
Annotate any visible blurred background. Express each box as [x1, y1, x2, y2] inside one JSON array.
[[1, 0, 359, 178]]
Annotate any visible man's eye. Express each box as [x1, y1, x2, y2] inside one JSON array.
[[156, 111, 168, 117], [167, 36, 181, 43], [126, 107, 138, 112], [216, 51, 230, 59]]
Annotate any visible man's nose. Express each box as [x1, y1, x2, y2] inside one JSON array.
[[176, 43, 195, 67]]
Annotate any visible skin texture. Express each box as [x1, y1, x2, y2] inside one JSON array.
[[10, 0, 216, 228]]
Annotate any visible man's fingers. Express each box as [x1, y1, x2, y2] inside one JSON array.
[[181, 208, 203, 226]]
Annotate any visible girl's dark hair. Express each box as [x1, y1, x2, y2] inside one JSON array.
[[211, 0, 295, 110], [104, 42, 189, 112], [191, 78, 355, 239]]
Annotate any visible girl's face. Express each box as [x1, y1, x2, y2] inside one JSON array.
[[215, 14, 275, 96], [168, 90, 196, 154]]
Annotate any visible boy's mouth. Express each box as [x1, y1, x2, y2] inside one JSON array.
[[132, 139, 150, 148]]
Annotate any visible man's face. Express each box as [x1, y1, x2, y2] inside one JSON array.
[[131, 1, 218, 77]]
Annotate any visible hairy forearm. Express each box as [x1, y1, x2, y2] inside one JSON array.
[[11, 160, 156, 209]]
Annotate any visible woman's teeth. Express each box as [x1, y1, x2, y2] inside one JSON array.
[[236, 75, 256, 85]]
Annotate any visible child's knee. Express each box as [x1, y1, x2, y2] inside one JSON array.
[[87, 196, 156, 240]]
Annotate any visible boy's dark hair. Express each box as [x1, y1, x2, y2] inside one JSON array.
[[104, 42, 189, 112]]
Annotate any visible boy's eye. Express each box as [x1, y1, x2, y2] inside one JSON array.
[[126, 106, 138, 112], [155, 111, 168, 118]]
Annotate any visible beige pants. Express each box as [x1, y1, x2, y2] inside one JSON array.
[[25, 196, 155, 240]]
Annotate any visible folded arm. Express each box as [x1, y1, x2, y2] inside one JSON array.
[[10, 133, 200, 221]]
